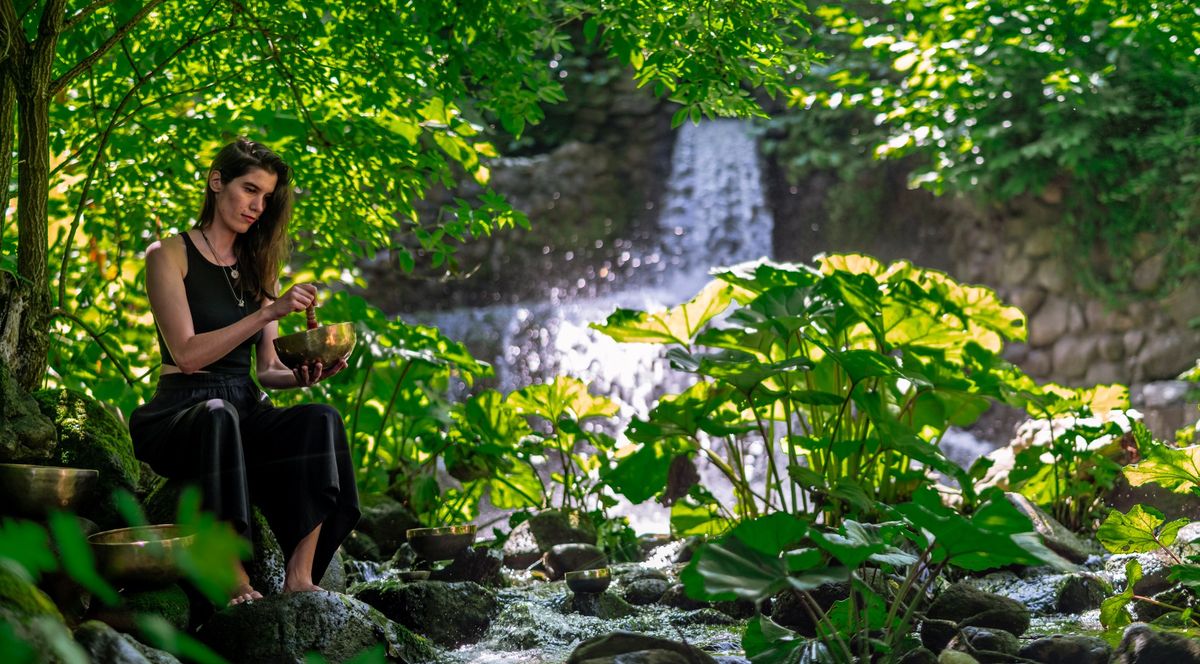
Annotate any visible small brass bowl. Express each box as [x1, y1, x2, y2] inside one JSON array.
[[405, 525, 477, 561], [565, 567, 611, 594], [273, 321, 356, 370], [89, 524, 194, 587], [0, 463, 99, 518]]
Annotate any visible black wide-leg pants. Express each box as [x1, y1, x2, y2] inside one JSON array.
[[129, 372, 360, 585]]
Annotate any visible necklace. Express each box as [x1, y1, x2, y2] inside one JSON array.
[[198, 227, 245, 308]]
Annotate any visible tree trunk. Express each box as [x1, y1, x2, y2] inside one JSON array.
[[6, 1, 63, 391]]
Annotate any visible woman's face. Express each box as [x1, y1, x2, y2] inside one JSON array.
[[209, 166, 279, 234]]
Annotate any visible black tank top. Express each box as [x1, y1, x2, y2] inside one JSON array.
[[156, 233, 262, 375]]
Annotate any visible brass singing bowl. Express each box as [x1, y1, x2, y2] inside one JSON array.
[[565, 567, 611, 594], [405, 525, 477, 561], [89, 524, 194, 587], [273, 321, 356, 370], [0, 463, 99, 518]]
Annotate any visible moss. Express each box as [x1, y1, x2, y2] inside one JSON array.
[[0, 565, 64, 623], [122, 584, 190, 632], [34, 389, 140, 528]]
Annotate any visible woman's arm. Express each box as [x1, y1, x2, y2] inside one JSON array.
[[148, 237, 270, 373]]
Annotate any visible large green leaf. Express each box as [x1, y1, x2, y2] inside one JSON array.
[[1100, 559, 1141, 629], [590, 280, 735, 346], [742, 615, 807, 664], [1097, 505, 1189, 554], [508, 375, 619, 423], [603, 442, 677, 504], [1123, 443, 1200, 495]]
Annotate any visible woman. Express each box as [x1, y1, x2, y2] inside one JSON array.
[[131, 138, 360, 606]]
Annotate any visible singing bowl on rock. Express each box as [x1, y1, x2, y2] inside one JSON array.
[[89, 524, 194, 587], [565, 568, 611, 594], [405, 525, 477, 561], [273, 322, 356, 370], [0, 463, 99, 517]]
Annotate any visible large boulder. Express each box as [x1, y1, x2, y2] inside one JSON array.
[[1019, 634, 1111, 664], [34, 389, 140, 528], [1113, 623, 1200, 663], [558, 591, 636, 619], [195, 590, 433, 664], [965, 571, 1108, 614], [429, 545, 504, 587], [0, 362, 56, 462], [88, 584, 190, 633], [543, 543, 608, 580], [503, 509, 597, 568], [565, 632, 719, 664], [919, 582, 1030, 652], [74, 620, 181, 663], [1005, 493, 1090, 563], [350, 579, 499, 647]]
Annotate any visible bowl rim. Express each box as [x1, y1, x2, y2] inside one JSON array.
[[274, 321, 356, 342], [0, 462, 99, 477], [564, 567, 611, 580], [88, 523, 195, 546], [405, 524, 477, 537]]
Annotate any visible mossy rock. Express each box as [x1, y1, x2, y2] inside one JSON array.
[[34, 389, 140, 529], [0, 564, 64, 623], [0, 361, 57, 463], [90, 584, 191, 634]]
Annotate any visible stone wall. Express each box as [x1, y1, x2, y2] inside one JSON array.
[[766, 161, 1200, 387]]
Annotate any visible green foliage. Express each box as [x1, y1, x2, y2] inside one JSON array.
[[1001, 387, 1133, 531], [594, 254, 1033, 525], [683, 491, 1067, 663], [785, 0, 1200, 298], [1097, 506, 1199, 629]]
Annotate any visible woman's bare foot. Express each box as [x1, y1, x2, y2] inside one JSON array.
[[282, 577, 324, 593], [229, 582, 262, 606]]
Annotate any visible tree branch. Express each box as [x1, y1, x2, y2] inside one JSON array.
[[49, 0, 168, 96], [62, 0, 113, 32], [57, 21, 225, 305], [50, 307, 138, 384], [0, 0, 30, 63]]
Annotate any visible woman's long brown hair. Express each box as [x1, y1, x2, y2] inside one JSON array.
[[195, 138, 293, 302]]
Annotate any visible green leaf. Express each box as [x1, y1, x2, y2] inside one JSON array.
[[1124, 444, 1200, 495], [670, 491, 732, 538], [603, 442, 675, 504], [509, 376, 619, 424], [742, 615, 805, 663], [47, 512, 120, 606], [590, 279, 735, 346], [1097, 505, 1188, 554], [730, 513, 809, 557], [0, 519, 57, 580], [1100, 560, 1141, 629], [135, 615, 229, 664]]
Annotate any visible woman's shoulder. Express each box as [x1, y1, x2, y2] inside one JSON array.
[[145, 233, 190, 271]]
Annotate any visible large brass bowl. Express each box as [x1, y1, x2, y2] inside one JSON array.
[[0, 463, 98, 518], [406, 525, 477, 561], [565, 567, 611, 594], [273, 321, 356, 370], [89, 524, 194, 587]]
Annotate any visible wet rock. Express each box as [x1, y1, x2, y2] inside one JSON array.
[[966, 570, 1107, 614], [355, 494, 420, 558], [196, 590, 433, 663], [565, 631, 719, 664], [0, 362, 56, 463], [74, 620, 181, 663], [351, 579, 499, 647], [544, 543, 608, 580], [1107, 551, 1175, 597], [88, 584, 190, 633], [430, 545, 504, 587], [1133, 585, 1200, 622], [673, 536, 705, 564], [246, 508, 285, 595], [919, 582, 1030, 652], [1005, 493, 1090, 563], [937, 652, 979, 664], [946, 626, 1019, 663], [1105, 474, 1200, 522], [560, 591, 636, 619], [341, 530, 383, 563], [34, 389, 141, 529], [388, 542, 418, 569], [667, 608, 737, 627], [769, 583, 851, 636], [658, 583, 706, 612], [1019, 634, 1111, 664], [1113, 623, 1200, 663], [503, 509, 598, 568], [898, 648, 938, 664], [322, 549, 348, 593], [624, 578, 669, 605]]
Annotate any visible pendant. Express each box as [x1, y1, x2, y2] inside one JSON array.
[[230, 268, 240, 279], [237, 299, 245, 308]]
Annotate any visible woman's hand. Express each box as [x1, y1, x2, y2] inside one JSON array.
[[264, 283, 318, 322], [291, 357, 349, 387]]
